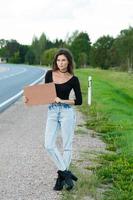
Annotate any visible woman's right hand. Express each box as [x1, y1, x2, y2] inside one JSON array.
[[23, 95, 29, 103]]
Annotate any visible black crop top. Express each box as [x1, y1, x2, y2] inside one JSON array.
[[45, 70, 82, 105]]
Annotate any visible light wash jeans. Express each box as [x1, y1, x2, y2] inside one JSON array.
[[44, 103, 76, 171]]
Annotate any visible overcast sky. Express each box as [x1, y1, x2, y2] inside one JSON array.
[[0, 0, 133, 45]]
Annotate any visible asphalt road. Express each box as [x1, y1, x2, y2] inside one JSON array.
[[0, 64, 46, 112]]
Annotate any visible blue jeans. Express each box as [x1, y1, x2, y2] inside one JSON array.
[[44, 103, 76, 171]]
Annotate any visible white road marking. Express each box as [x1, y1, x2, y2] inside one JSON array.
[[0, 67, 10, 73], [0, 68, 27, 80], [0, 72, 46, 109]]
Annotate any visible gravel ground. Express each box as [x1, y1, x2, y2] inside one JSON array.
[[0, 98, 61, 200], [0, 98, 106, 200]]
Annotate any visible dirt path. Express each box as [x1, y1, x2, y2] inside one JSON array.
[[0, 98, 106, 200]]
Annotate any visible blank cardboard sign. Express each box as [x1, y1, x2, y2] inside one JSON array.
[[24, 82, 57, 105]]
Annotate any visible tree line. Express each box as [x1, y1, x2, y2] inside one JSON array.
[[0, 26, 133, 72]]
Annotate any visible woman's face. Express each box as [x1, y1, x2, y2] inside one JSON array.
[[56, 54, 69, 72]]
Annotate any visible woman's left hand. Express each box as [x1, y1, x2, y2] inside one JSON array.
[[55, 97, 62, 103]]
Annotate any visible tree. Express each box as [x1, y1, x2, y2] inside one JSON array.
[[31, 36, 40, 64], [0, 39, 28, 63], [0, 39, 7, 61], [39, 33, 46, 51], [19, 45, 29, 63], [9, 51, 21, 63], [78, 52, 88, 67], [25, 48, 35, 65], [2, 39, 20, 62], [65, 30, 79, 46], [41, 48, 58, 66], [39, 33, 47, 64], [53, 39, 65, 48], [90, 35, 114, 69], [107, 39, 122, 68], [69, 32, 91, 67], [45, 39, 54, 49], [0, 39, 7, 48], [114, 27, 133, 72], [31, 33, 49, 64]]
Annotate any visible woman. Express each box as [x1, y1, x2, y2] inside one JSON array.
[[44, 48, 82, 191]]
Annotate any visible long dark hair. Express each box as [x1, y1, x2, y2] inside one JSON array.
[[52, 48, 74, 75]]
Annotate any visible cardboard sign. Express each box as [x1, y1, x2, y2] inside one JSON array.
[[24, 82, 57, 105]]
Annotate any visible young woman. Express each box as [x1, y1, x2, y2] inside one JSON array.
[[44, 48, 82, 191]]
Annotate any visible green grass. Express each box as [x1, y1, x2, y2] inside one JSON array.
[[61, 165, 101, 200], [75, 68, 133, 200]]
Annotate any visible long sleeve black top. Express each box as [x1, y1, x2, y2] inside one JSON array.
[[45, 70, 82, 105]]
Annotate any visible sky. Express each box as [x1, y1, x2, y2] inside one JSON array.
[[0, 0, 133, 45]]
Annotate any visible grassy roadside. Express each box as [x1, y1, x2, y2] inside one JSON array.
[[62, 68, 133, 200]]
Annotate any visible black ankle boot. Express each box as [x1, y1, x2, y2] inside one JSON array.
[[53, 171, 65, 191], [58, 170, 74, 191], [67, 170, 78, 181]]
